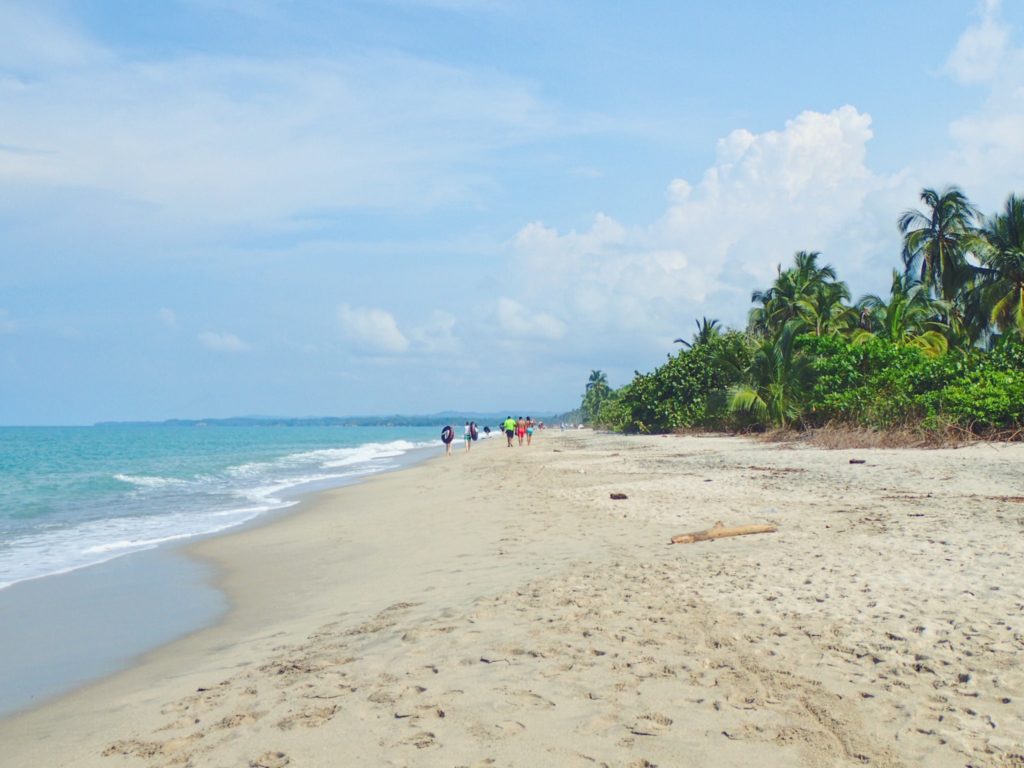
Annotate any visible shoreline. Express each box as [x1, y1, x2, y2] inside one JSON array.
[[1, 431, 1021, 767], [0, 440, 439, 721], [0, 546, 226, 720]]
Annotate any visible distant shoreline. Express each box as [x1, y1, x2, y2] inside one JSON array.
[[92, 413, 563, 428]]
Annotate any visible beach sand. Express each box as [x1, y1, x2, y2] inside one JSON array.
[[1, 430, 1022, 767]]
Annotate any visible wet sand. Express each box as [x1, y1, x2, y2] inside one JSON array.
[[2, 431, 1022, 767]]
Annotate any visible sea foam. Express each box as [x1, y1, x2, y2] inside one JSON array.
[[0, 426, 438, 591]]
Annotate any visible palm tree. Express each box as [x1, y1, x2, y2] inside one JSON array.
[[582, 369, 611, 425], [795, 281, 855, 336], [854, 270, 949, 357], [729, 322, 816, 429], [585, 369, 609, 393], [749, 251, 848, 337], [898, 186, 981, 303], [674, 317, 721, 348], [977, 193, 1024, 336]]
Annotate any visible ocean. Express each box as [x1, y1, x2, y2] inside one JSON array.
[[0, 424, 440, 591], [0, 424, 440, 716]]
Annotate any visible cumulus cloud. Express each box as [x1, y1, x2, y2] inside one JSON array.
[[198, 331, 249, 351], [510, 106, 901, 345], [338, 304, 409, 354]]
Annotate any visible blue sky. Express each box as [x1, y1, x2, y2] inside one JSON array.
[[2, 0, 1023, 424]]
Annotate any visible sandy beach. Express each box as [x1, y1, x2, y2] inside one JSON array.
[[2, 430, 1022, 767]]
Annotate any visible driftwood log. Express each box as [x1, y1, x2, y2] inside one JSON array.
[[670, 521, 778, 545]]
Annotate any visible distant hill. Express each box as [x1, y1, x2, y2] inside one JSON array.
[[94, 412, 563, 428]]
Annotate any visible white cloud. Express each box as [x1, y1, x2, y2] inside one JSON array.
[[158, 308, 177, 327], [338, 304, 409, 354], [495, 297, 566, 340], [658, 106, 886, 280], [946, 0, 1009, 84], [940, 1, 1024, 208], [510, 106, 901, 345], [0, 9, 557, 232], [198, 331, 249, 351], [0, 309, 16, 334]]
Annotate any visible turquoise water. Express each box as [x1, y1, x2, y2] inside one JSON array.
[[0, 425, 440, 590]]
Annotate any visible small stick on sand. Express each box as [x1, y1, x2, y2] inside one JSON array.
[[670, 521, 778, 545]]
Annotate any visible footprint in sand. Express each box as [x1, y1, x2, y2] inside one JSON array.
[[495, 720, 527, 735], [398, 730, 439, 749], [249, 751, 290, 768], [628, 712, 674, 736], [275, 704, 337, 730], [214, 711, 265, 729], [512, 689, 556, 708]]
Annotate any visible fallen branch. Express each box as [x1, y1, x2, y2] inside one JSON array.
[[670, 521, 778, 545]]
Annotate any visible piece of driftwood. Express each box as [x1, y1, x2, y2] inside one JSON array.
[[610, 492, 628, 500], [670, 521, 777, 545]]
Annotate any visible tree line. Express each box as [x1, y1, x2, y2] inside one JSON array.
[[581, 187, 1024, 435]]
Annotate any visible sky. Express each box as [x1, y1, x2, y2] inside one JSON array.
[[2, 0, 1024, 424]]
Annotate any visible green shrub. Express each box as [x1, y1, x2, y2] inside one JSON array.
[[595, 330, 1024, 435], [610, 332, 748, 433]]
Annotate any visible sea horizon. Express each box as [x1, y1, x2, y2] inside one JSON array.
[[0, 410, 565, 429]]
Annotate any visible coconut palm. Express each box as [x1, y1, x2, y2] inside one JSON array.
[[729, 322, 816, 429], [581, 369, 611, 424], [586, 369, 609, 392], [898, 186, 981, 303], [976, 193, 1024, 336], [795, 281, 855, 336], [674, 317, 721, 348], [854, 270, 949, 357], [749, 251, 847, 337]]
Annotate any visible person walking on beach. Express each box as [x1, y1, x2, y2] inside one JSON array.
[[503, 416, 516, 447], [526, 416, 535, 446], [516, 416, 527, 446], [441, 424, 454, 456], [464, 421, 472, 451]]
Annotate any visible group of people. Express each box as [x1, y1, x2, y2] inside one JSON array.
[[440, 421, 483, 455], [501, 416, 537, 447], [439, 416, 542, 455]]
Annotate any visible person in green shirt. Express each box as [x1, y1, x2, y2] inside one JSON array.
[[503, 416, 516, 447]]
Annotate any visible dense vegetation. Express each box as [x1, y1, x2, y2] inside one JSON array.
[[582, 187, 1024, 436]]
